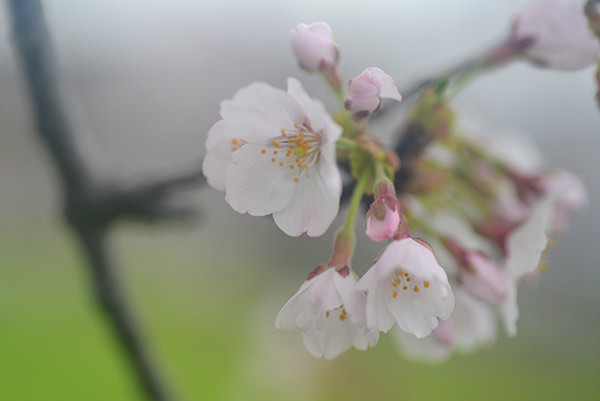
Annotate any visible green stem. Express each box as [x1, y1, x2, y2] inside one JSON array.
[[375, 162, 387, 182], [342, 170, 370, 235], [336, 137, 359, 151]]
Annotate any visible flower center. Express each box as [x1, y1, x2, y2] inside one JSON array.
[[325, 305, 348, 321], [390, 268, 430, 298], [229, 138, 247, 152], [260, 123, 322, 183]]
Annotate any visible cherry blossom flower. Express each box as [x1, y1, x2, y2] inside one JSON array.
[[356, 237, 455, 338], [291, 22, 339, 73], [345, 67, 402, 118], [542, 170, 588, 232], [513, 0, 600, 70], [275, 267, 379, 360], [393, 289, 496, 362], [202, 78, 342, 237], [501, 192, 557, 336], [459, 252, 511, 306]]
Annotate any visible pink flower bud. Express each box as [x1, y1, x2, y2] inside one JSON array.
[[460, 253, 510, 306], [513, 0, 600, 71], [291, 22, 339, 73], [345, 67, 402, 118], [365, 195, 402, 242]]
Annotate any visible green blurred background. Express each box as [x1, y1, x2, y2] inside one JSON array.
[[1, 0, 599, 400]]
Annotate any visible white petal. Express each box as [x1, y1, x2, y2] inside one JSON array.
[[505, 196, 554, 278], [302, 309, 359, 360], [452, 289, 497, 351], [225, 143, 296, 216], [275, 269, 342, 332], [385, 289, 440, 338], [356, 267, 395, 332], [392, 326, 452, 363], [499, 281, 519, 337], [202, 120, 238, 191], [273, 157, 341, 237], [220, 82, 304, 142]]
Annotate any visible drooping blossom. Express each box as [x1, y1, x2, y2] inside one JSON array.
[[202, 78, 342, 237], [513, 0, 600, 70], [356, 236, 455, 338], [541, 170, 588, 232], [275, 267, 379, 360], [291, 22, 339, 73], [345, 67, 402, 118], [443, 237, 510, 306], [459, 252, 511, 306], [393, 288, 496, 362], [501, 191, 558, 336], [365, 178, 402, 241]]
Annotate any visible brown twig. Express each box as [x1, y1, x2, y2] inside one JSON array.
[[7, 1, 204, 400]]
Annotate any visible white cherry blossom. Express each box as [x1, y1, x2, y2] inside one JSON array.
[[203, 78, 342, 237], [275, 268, 379, 360], [356, 237, 455, 338], [513, 0, 600, 70]]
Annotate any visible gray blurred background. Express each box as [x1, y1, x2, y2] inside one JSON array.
[[0, 1, 598, 400]]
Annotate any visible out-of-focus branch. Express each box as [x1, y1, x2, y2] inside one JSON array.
[[7, 0, 204, 400]]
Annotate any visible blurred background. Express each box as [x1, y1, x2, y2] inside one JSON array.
[[1, 0, 599, 400]]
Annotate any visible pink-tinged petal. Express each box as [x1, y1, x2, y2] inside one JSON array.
[[460, 253, 510, 306], [433, 319, 454, 345], [393, 326, 453, 363], [365, 196, 401, 242], [225, 143, 296, 216], [286, 78, 341, 141], [365, 67, 403, 101], [202, 120, 241, 191], [514, 0, 600, 70], [220, 82, 304, 142], [452, 289, 497, 352], [542, 170, 588, 231], [345, 67, 402, 118], [505, 194, 555, 278], [273, 156, 342, 237], [291, 22, 338, 72]]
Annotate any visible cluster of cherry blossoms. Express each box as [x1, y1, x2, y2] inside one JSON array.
[[203, 0, 597, 361]]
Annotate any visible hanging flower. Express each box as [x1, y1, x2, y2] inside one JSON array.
[[513, 0, 600, 70], [275, 267, 379, 360], [393, 289, 496, 362], [356, 236, 455, 338], [345, 67, 402, 118], [500, 191, 557, 336], [202, 78, 343, 237]]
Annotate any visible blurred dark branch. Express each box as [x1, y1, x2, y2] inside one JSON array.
[[7, 0, 204, 400]]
